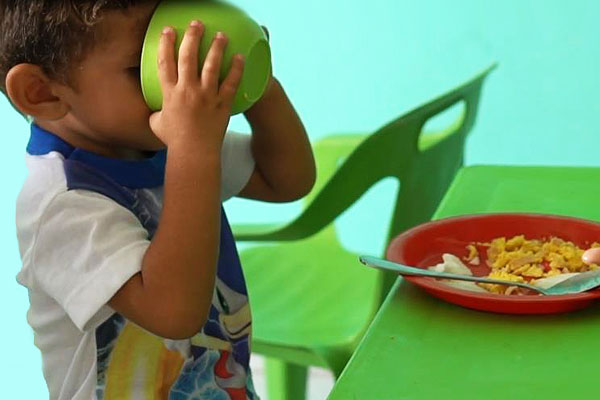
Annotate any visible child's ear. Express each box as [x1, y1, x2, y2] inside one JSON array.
[[5, 64, 70, 121]]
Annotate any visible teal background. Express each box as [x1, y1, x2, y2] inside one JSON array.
[[1, 0, 599, 396]]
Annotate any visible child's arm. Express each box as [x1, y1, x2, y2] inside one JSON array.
[[239, 77, 316, 202], [108, 22, 244, 339]]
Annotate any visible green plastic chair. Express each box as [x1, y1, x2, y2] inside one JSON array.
[[233, 65, 496, 400]]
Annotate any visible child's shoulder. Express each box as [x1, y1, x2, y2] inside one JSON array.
[[18, 151, 71, 217], [16, 149, 128, 253]]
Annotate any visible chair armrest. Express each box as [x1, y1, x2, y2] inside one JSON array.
[[231, 223, 295, 241]]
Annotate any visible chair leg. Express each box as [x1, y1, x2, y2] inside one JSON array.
[[265, 358, 308, 400]]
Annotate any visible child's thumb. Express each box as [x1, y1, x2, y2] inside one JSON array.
[[148, 111, 161, 134], [582, 247, 600, 265]]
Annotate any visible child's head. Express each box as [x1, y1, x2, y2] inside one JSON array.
[[1, 0, 164, 157]]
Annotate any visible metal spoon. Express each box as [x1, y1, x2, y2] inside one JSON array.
[[359, 255, 600, 296]]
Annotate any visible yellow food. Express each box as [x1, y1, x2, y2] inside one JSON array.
[[466, 235, 600, 295]]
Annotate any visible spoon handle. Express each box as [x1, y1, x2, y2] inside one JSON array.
[[359, 255, 543, 293]]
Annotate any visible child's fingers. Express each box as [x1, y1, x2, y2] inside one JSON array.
[[148, 111, 162, 134], [157, 27, 177, 91], [201, 32, 228, 93], [583, 248, 600, 264], [219, 54, 244, 103], [177, 20, 204, 85]]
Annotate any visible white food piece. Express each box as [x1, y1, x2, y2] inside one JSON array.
[[428, 253, 473, 275], [428, 253, 488, 293]]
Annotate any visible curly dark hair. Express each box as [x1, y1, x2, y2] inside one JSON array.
[[0, 0, 154, 96]]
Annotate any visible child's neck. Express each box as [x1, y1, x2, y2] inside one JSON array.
[[34, 119, 150, 160]]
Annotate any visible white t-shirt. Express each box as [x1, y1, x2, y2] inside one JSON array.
[[16, 124, 259, 400]]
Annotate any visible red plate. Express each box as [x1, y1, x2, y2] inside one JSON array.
[[386, 213, 600, 314]]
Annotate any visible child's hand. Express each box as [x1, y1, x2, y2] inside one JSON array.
[[149, 21, 245, 151], [582, 248, 600, 265]]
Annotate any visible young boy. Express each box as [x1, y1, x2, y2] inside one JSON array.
[[3, 1, 315, 399]]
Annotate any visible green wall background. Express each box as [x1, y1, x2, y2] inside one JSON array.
[[1, 0, 598, 396]]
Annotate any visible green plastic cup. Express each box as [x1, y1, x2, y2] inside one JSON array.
[[141, 0, 272, 115]]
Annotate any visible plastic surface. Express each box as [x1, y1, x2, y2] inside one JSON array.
[[141, 0, 271, 114], [233, 65, 495, 400], [328, 165, 600, 400], [387, 213, 600, 314]]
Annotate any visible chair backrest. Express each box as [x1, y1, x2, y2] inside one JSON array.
[[301, 65, 496, 299], [234, 65, 495, 304]]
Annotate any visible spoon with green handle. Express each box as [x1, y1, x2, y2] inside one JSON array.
[[359, 255, 600, 296]]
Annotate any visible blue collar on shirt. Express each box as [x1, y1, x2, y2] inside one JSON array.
[[27, 124, 167, 188]]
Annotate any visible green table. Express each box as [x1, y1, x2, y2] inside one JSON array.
[[328, 165, 600, 400]]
